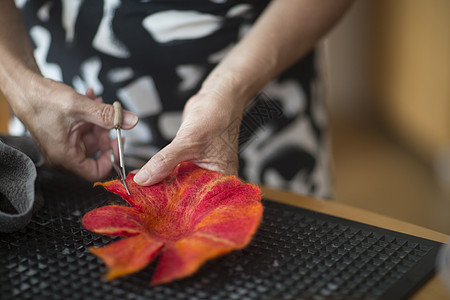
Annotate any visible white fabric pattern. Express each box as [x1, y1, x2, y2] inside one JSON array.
[[176, 65, 206, 92], [37, 2, 52, 22], [79, 56, 103, 95], [92, 0, 130, 58], [117, 76, 163, 117], [226, 4, 252, 18], [107, 67, 135, 84], [61, 0, 83, 43], [158, 112, 183, 140], [30, 26, 63, 81], [263, 80, 306, 118], [142, 10, 223, 43]]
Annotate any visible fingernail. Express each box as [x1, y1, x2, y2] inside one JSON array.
[[134, 169, 149, 184], [123, 111, 139, 127]]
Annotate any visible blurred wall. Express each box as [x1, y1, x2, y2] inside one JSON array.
[[322, 0, 374, 118], [0, 92, 9, 134], [325, 0, 450, 164], [372, 0, 450, 165], [323, 0, 450, 233]]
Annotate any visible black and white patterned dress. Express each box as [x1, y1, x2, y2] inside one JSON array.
[[14, 0, 331, 198]]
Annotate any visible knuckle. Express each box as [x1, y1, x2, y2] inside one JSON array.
[[152, 151, 170, 168], [98, 105, 115, 127], [59, 93, 79, 114], [175, 132, 205, 150], [60, 93, 85, 118]]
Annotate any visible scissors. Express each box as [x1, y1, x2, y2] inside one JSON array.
[[112, 101, 130, 195]]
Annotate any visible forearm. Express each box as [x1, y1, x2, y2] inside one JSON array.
[[200, 0, 352, 107], [0, 1, 41, 111]]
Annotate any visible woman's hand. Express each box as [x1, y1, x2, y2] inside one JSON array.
[[133, 90, 245, 186], [10, 76, 138, 181], [0, 2, 139, 181]]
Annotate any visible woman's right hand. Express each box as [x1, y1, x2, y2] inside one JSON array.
[[8, 75, 138, 181], [0, 2, 139, 181]]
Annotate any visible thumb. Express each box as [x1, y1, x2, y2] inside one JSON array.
[[75, 97, 138, 130], [134, 142, 194, 186]]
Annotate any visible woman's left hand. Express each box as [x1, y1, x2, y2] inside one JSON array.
[[133, 89, 245, 186]]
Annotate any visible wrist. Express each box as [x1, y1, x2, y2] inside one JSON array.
[[195, 83, 246, 123], [199, 43, 275, 111], [1, 68, 45, 119], [198, 70, 254, 114]]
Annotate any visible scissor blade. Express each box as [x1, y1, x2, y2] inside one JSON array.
[[111, 158, 130, 195], [115, 128, 130, 195], [112, 101, 130, 195], [116, 128, 125, 169], [121, 177, 131, 195]]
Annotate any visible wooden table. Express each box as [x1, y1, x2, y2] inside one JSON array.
[[261, 186, 450, 300]]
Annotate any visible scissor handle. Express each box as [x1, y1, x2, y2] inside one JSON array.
[[113, 101, 123, 128]]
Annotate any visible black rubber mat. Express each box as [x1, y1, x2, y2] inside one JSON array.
[[0, 169, 442, 300]]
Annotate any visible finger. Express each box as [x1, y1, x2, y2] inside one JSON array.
[[85, 87, 104, 103], [85, 87, 96, 100], [72, 120, 109, 157], [82, 128, 111, 157], [95, 126, 112, 152], [133, 141, 194, 186], [74, 97, 138, 130], [65, 125, 113, 181], [80, 89, 111, 156], [75, 149, 113, 181]]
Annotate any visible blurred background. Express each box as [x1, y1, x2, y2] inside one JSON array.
[[323, 0, 450, 235], [1, 0, 449, 234]]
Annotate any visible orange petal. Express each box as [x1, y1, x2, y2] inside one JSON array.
[[151, 185, 263, 285], [152, 234, 236, 285], [171, 163, 242, 208], [82, 205, 146, 237], [95, 176, 169, 216], [94, 179, 129, 203], [90, 234, 164, 280], [194, 184, 263, 246]]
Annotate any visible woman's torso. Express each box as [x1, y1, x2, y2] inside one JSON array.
[[16, 0, 331, 198]]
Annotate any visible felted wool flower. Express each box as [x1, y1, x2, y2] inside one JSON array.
[[82, 162, 263, 285]]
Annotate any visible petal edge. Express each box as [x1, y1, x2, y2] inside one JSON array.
[[90, 234, 164, 280]]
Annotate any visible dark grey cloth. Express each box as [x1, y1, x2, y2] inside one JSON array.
[[0, 136, 42, 232]]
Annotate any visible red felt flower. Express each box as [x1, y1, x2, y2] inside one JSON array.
[[82, 162, 263, 284]]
